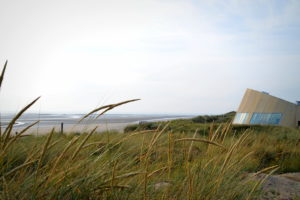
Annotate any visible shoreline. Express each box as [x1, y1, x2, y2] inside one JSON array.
[[3, 114, 194, 135], [12, 122, 136, 135]]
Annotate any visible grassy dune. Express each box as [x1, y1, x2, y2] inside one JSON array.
[[1, 61, 300, 199], [2, 122, 300, 199], [0, 125, 254, 199], [126, 120, 300, 173]]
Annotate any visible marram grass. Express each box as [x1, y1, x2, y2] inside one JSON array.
[[0, 126, 258, 200]]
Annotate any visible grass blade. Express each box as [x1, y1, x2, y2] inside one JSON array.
[[3, 160, 37, 177], [37, 128, 55, 172], [2, 96, 40, 147], [3, 120, 39, 151], [79, 99, 140, 122], [0, 60, 7, 90], [71, 126, 97, 160], [175, 138, 225, 149]]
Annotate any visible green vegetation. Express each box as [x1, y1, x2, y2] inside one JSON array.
[[1, 61, 300, 199], [3, 122, 300, 199], [191, 111, 236, 123], [125, 115, 300, 174], [125, 111, 236, 133]]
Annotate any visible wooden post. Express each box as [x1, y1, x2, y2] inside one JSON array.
[[60, 122, 64, 134]]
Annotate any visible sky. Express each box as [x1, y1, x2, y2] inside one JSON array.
[[0, 0, 299, 115]]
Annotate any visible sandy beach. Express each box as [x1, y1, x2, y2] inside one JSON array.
[[3, 113, 194, 135], [21, 122, 135, 135]]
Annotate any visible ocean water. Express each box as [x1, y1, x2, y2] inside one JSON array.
[[0, 113, 194, 129]]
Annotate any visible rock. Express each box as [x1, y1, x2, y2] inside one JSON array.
[[252, 173, 300, 200]]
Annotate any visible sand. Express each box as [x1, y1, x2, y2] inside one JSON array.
[[12, 122, 136, 135]]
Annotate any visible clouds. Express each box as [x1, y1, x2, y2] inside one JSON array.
[[0, 0, 299, 114]]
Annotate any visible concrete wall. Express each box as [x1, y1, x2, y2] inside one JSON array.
[[236, 89, 297, 128]]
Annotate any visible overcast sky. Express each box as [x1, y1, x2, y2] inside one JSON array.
[[0, 0, 299, 115]]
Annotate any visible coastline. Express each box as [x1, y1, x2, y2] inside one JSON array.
[[5, 114, 194, 135], [16, 122, 134, 135]]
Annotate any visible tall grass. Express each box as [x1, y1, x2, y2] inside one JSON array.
[[1, 126, 260, 199], [1, 61, 298, 199]]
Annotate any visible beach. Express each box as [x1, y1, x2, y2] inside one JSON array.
[[1, 113, 194, 135]]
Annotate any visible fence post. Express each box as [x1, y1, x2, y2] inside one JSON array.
[[60, 122, 64, 135]]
